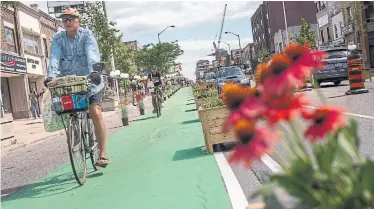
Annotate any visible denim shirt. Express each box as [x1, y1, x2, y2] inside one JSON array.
[[47, 27, 104, 97]]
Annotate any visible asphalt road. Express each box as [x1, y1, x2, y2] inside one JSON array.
[[224, 80, 374, 203], [1, 100, 154, 199]]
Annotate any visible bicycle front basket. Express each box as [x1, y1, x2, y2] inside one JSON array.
[[51, 85, 89, 115]]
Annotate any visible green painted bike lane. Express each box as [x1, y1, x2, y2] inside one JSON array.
[[2, 87, 232, 209]]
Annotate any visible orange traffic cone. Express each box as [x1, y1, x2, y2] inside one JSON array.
[[345, 51, 369, 95]]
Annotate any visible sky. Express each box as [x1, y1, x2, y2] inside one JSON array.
[[23, 1, 262, 80]]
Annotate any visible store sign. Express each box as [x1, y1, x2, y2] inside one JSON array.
[[1, 52, 27, 74]]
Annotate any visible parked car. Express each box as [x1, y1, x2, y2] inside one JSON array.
[[216, 66, 250, 92], [203, 72, 217, 88], [311, 46, 349, 87]]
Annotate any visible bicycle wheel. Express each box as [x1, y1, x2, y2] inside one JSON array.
[[67, 115, 87, 185], [155, 96, 160, 118], [157, 92, 162, 116], [87, 118, 100, 171]]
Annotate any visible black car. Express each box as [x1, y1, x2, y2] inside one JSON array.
[[311, 47, 349, 87]]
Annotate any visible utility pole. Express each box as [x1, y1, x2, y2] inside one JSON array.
[[282, 1, 289, 48]]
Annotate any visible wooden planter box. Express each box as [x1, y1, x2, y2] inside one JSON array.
[[101, 99, 119, 112], [198, 106, 234, 153]]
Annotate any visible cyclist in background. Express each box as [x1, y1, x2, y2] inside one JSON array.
[[147, 66, 162, 114], [44, 8, 109, 168]]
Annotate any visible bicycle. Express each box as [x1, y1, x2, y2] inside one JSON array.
[[150, 86, 162, 118], [47, 63, 104, 185]]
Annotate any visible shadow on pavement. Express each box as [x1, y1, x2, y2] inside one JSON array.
[[326, 94, 347, 99], [181, 119, 200, 125], [172, 146, 208, 161], [1, 172, 79, 202], [87, 172, 103, 179], [131, 116, 157, 122], [25, 122, 43, 125], [186, 102, 195, 105], [109, 125, 123, 130], [185, 108, 197, 112]]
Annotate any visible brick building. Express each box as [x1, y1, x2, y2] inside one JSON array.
[[251, 1, 318, 55], [1, 2, 62, 141]]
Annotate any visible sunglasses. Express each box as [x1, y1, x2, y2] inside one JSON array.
[[62, 17, 77, 23]]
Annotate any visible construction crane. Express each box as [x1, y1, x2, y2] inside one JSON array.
[[213, 4, 227, 52]]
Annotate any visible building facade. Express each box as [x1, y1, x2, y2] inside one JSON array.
[[251, 4, 271, 57], [341, 1, 374, 69], [242, 43, 254, 65], [124, 40, 142, 51], [195, 60, 210, 80], [1, 4, 29, 120], [315, 1, 345, 46], [251, 1, 318, 55], [1, 2, 61, 121]]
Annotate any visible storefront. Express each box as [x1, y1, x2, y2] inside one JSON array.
[[1, 52, 28, 139]]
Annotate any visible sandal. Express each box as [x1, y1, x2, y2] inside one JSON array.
[[95, 157, 110, 168]]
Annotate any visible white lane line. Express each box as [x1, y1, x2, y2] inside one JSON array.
[[214, 152, 248, 209], [261, 154, 282, 173], [304, 105, 374, 120]]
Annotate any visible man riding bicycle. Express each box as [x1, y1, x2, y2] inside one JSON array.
[[44, 8, 109, 168], [147, 66, 163, 114]]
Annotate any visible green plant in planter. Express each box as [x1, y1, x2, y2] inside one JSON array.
[[200, 96, 224, 109], [118, 102, 128, 118]]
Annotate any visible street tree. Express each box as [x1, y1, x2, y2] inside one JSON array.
[[114, 42, 137, 75], [135, 42, 184, 74], [81, 1, 119, 72], [291, 18, 317, 47]]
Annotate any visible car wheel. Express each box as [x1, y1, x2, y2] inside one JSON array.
[[333, 81, 341, 85]]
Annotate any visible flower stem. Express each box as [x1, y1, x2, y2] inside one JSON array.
[[291, 120, 319, 170], [289, 121, 310, 160], [279, 124, 306, 160]]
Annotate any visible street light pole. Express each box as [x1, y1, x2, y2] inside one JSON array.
[[225, 31, 243, 64], [158, 25, 175, 43], [220, 41, 231, 55], [282, 1, 289, 47]]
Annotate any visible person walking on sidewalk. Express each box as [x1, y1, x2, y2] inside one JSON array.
[[44, 8, 109, 168], [29, 88, 40, 119]]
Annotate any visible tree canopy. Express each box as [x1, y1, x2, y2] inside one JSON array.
[[291, 18, 317, 47], [80, 2, 184, 75], [135, 42, 184, 74]]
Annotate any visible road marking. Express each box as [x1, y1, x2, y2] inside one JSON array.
[[304, 105, 374, 120], [261, 154, 282, 173], [214, 152, 248, 209]]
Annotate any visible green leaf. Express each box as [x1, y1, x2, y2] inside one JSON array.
[[334, 132, 358, 168], [347, 119, 359, 148], [250, 182, 278, 199], [271, 174, 319, 206], [314, 142, 335, 174], [360, 160, 374, 201]]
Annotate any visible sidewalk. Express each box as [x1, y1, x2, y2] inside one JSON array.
[[1, 96, 151, 153], [2, 87, 231, 209]]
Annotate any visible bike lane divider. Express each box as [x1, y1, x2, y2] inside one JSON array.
[[2, 87, 232, 209]]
